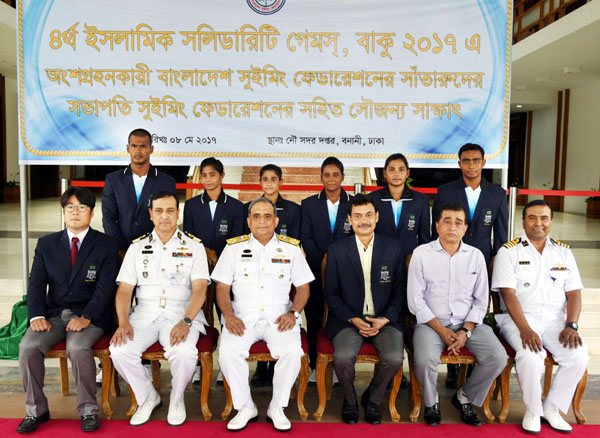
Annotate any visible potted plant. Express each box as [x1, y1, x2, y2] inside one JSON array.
[[542, 182, 562, 212], [585, 191, 600, 219], [3, 173, 20, 203]]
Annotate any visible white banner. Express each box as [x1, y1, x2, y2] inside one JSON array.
[[18, 0, 512, 167]]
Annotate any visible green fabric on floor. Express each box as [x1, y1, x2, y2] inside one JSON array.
[[0, 295, 27, 360]]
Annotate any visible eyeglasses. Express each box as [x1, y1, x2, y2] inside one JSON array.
[[64, 204, 89, 213], [460, 158, 482, 165]]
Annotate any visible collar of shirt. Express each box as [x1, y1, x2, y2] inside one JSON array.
[[201, 189, 226, 204], [355, 234, 374, 252], [131, 173, 148, 184], [248, 232, 278, 249], [124, 165, 157, 177], [433, 237, 467, 257], [67, 227, 90, 248], [380, 184, 413, 201], [151, 228, 184, 246], [318, 188, 350, 202], [326, 198, 340, 208]]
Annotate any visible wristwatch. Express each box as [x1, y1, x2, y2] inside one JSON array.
[[182, 317, 193, 326], [289, 310, 301, 319], [565, 322, 579, 331], [458, 327, 472, 339], [81, 314, 92, 322]]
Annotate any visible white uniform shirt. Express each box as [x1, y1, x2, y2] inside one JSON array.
[[117, 228, 210, 332], [211, 233, 314, 328], [491, 234, 583, 320]]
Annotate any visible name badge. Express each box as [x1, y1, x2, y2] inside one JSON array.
[[380, 265, 391, 282], [483, 210, 493, 226], [407, 215, 415, 231], [219, 220, 229, 235], [85, 265, 97, 282], [170, 273, 186, 284]]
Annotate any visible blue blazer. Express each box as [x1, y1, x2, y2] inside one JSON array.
[[102, 165, 176, 251], [431, 177, 508, 265], [183, 189, 244, 256], [300, 189, 354, 277], [27, 228, 119, 332], [369, 185, 431, 256], [324, 234, 406, 339], [243, 194, 301, 239]]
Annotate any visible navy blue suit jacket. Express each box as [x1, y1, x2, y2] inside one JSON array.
[[102, 165, 176, 251], [183, 189, 244, 256], [324, 234, 406, 339], [300, 189, 354, 280], [431, 177, 508, 265], [27, 228, 119, 332], [370, 185, 431, 256], [243, 194, 301, 239]]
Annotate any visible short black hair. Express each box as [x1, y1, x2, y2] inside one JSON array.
[[149, 190, 179, 209], [522, 199, 553, 219], [260, 164, 282, 180], [458, 143, 485, 160], [321, 156, 344, 175], [128, 128, 152, 145], [348, 193, 378, 215], [436, 202, 468, 223], [60, 187, 96, 210], [384, 153, 409, 170], [247, 196, 277, 217], [200, 157, 224, 174]]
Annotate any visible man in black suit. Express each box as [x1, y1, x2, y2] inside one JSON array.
[[300, 157, 354, 376], [102, 128, 176, 253], [325, 194, 406, 425], [18, 187, 119, 433], [431, 143, 508, 388]]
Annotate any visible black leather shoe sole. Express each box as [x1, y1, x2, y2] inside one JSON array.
[[17, 411, 50, 434], [424, 403, 441, 427], [451, 393, 482, 427]]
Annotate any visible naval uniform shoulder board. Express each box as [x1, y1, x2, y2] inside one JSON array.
[[184, 231, 202, 243], [503, 238, 521, 249], [132, 232, 151, 243], [278, 234, 300, 246], [227, 234, 250, 245], [551, 238, 571, 249]]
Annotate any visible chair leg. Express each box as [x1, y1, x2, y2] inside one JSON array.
[[542, 362, 553, 399], [151, 360, 160, 393], [126, 385, 138, 417], [408, 356, 420, 423], [199, 352, 213, 421], [110, 366, 120, 397], [497, 359, 513, 424], [297, 354, 309, 421], [325, 360, 333, 400], [572, 369, 587, 425], [96, 351, 113, 419], [482, 379, 496, 423], [388, 368, 402, 423], [313, 353, 330, 421], [59, 357, 69, 396], [457, 363, 468, 388], [221, 376, 233, 421]]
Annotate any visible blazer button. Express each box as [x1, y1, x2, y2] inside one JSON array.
[[134, 221, 138, 225]]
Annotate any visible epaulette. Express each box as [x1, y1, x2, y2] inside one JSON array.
[[503, 238, 521, 249], [227, 234, 250, 245], [132, 232, 151, 243], [278, 234, 300, 246], [551, 238, 570, 249], [184, 231, 202, 243]]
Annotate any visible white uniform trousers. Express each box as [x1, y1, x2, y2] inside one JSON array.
[[109, 313, 200, 405], [497, 315, 589, 416], [219, 318, 303, 410]]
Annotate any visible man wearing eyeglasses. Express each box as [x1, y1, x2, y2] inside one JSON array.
[[431, 143, 508, 389], [17, 187, 119, 433]]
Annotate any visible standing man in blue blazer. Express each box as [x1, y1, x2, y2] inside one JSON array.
[[183, 157, 244, 258], [325, 194, 406, 425], [18, 187, 119, 433], [301, 156, 354, 379], [370, 153, 430, 256], [431, 143, 508, 388], [102, 128, 176, 253]]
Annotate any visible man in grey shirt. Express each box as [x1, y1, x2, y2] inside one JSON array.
[[407, 203, 506, 427]]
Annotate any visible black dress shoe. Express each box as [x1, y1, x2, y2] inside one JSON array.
[[451, 392, 482, 427], [17, 411, 50, 433], [342, 397, 359, 424], [445, 364, 459, 389], [360, 388, 382, 424], [424, 403, 441, 426], [251, 361, 269, 387], [81, 414, 100, 432]]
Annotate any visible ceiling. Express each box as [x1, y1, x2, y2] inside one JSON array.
[[1, 2, 599, 112]]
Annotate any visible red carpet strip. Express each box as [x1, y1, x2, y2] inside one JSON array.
[[0, 419, 598, 437]]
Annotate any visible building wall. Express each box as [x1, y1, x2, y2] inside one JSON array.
[[528, 104, 557, 201]]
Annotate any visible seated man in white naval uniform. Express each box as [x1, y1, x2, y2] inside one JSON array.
[[212, 197, 314, 432], [492, 200, 589, 434], [109, 190, 210, 426]]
